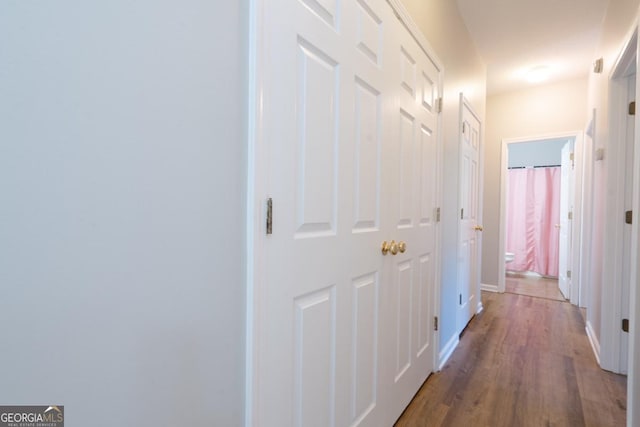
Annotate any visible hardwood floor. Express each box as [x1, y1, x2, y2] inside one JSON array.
[[505, 273, 565, 302], [395, 292, 627, 427]]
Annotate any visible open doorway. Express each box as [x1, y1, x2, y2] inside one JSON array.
[[498, 132, 584, 306], [503, 137, 571, 301]]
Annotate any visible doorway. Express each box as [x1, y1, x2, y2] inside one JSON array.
[[498, 132, 584, 306], [503, 138, 570, 301]]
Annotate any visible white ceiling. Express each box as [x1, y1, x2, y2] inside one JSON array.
[[456, 0, 610, 94]]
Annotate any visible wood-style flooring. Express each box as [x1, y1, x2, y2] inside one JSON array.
[[395, 291, 627, 427], [506, 273, 565, 302]]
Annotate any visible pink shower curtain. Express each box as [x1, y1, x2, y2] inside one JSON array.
[[505, 167, 560, 277]]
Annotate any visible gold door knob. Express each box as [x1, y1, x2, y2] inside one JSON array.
[[381, 241, 391, 255], [474, 225, 483, 231], [398, 241, 406, 253], [389, 240, 399, 255]]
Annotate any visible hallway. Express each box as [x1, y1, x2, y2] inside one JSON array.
[[395, 292, 626, 426]]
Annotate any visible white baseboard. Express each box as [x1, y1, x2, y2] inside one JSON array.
[[438, 333, 459, 370], [481, 283, 499, 293], [585, 320, 601, 366]]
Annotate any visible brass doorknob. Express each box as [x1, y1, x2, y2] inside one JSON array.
[[474, 225, 483, 231], [389, 240, 398, 255], [398, 241, 406, 253], [382, 240, 400, 255]]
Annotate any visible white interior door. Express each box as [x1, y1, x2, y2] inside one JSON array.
[[381, 17, 440, 423], [252, 0, 442, 425], [558, 142, 573, 299], [457, 96, 482, 334]]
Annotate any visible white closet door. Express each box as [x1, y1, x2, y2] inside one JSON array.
[[252, 0, 442, 425]]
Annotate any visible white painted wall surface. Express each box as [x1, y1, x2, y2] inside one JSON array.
[[483, 78, 588, 288], [399, 0, 486, 363], [0, 1, 246, 425], [508, 138, 570, 168]]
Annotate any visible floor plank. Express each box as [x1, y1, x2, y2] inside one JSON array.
[[395, 291, 626, 427]]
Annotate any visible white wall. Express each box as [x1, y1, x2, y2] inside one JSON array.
[[508, 138, 570, 168], [0, 1, 246, 425], [400, 0, 486, 360], [483, 78, 588, 287]]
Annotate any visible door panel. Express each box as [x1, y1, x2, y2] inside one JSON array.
[[398, 109, 416, 228], [417, 253, 434, 356], [355, 0, 382, 66], [351, 272, 379, 423], [353, 78, 381, 232], [255, 0, 441, 425], [295, 39, 339, 237], [294, 286, 337, 427], [394, 260, 413, 380]]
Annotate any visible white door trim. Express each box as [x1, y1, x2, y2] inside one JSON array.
[[498, 132, 584, 294], [581, 109, 596, 310], [625, 21, 640, 427], [601, 26, 637, 375], [604, 27, 640, 427], [245, 0, 267, 423]]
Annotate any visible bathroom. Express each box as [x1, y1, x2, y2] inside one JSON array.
[[504, 137, 575, 300]]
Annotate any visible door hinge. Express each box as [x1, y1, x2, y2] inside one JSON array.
[[629, 101, 636, 116], [459, 294, 462, 305], [461, 208, 464, 220], [436, 97, 443, 113], [434, 316, 439, 331], [623, 318, 630, 333], [569, 152, 574, 162], [567, 270, 572, 279], [435, 207, 441, 222], [568, 211, 573, 220], [266, 198, 273, 235], [626, 210, 633, 224]]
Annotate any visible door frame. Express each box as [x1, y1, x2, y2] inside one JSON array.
[[244, 0, 444, 425], [603, 22, 639, 380], [621, 22, 640, 427], [498, 131, 584, 300], [558, 141, 574, 300], [245, 0, 268, 422]]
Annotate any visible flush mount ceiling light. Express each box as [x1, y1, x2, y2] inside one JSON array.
[[526, 65, 551, 83]]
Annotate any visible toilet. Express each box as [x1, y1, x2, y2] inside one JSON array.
[[505, 252, 515, 263]]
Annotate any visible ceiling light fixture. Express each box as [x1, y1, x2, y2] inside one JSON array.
[[526, 66, 550, 83]]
